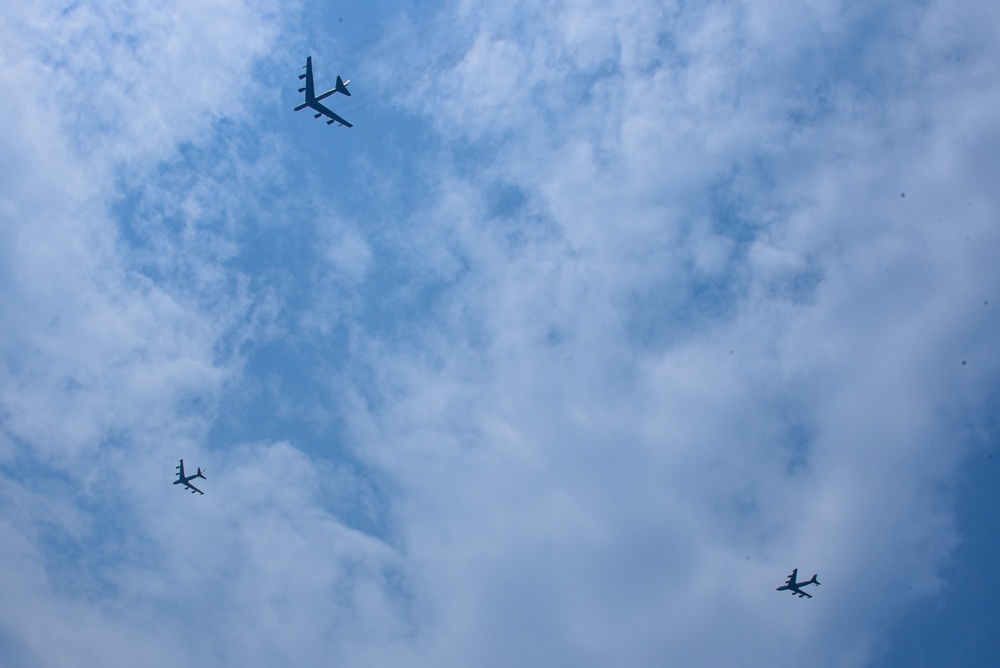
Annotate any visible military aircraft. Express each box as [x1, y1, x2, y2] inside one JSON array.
[[173, 459, 206, 495], [776, 568, 820, 598], [294, 56, 353, 128]]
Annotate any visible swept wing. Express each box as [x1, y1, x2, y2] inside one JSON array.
[[182, 480, 204, 495], [306, 99, 353, 128]]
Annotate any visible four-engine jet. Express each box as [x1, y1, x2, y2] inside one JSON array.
[[776, 568, 820, 598], [173, 459, 206, 495], [295, 56, 353, 128]]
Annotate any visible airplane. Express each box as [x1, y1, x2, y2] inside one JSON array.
[[173, 459, 206, 495], [294, 56, 353, 128], [776, 568, 820, 598]]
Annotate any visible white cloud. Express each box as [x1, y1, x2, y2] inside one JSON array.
[[0, 2, 410, 666], [351, 0, 1000, 665], [2, 0, 999, 666]]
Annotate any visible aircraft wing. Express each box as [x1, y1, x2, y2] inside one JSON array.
[[798, 590, 812, 598], [308, 100, 353, 128], [302, 56, 315, 99], [785, 569, 797, 585], [176, 459, 186, 480], [184, 480, 205, 495]]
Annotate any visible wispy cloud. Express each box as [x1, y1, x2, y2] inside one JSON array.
[[0, 2, 409, 665], [353, 0, 1000, 665], [1, 0, 998, 666]]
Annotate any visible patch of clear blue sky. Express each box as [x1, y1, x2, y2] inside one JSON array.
[[0, 444, 143, 600], [874, 384, 1000, 667], [108, 2, 449, 545]]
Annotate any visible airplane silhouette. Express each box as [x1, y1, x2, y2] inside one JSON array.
[[776, 568, 820, 598], [173, 459, 206, 495], [294, 56, 353, 128]]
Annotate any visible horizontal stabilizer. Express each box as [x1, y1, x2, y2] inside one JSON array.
[[314, 77, 351, 102]]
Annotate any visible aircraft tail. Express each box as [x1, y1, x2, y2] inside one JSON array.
[[809, 574, 820, 586], [195, 468, 206, 480], [335, 76, 351, 97]]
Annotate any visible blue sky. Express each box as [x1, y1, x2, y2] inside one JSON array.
[[1, 0, 998, 666]]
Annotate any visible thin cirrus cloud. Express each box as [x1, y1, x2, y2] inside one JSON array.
[[1, 0, 998, 667]]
